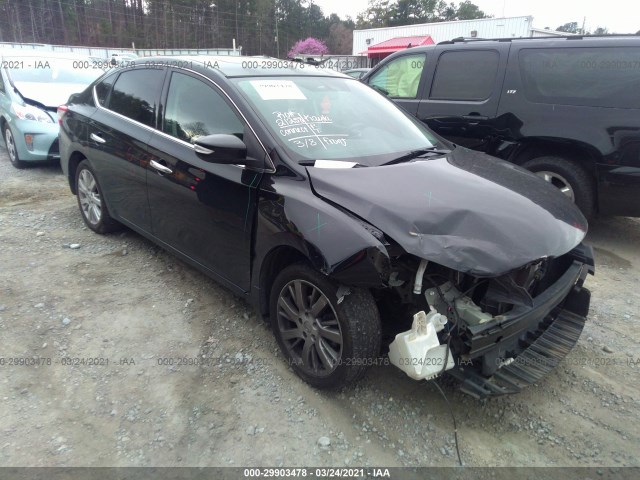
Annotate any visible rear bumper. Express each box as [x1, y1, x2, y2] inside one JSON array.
[[449, 244, 594, 398]]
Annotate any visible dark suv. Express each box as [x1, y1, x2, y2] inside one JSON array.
[[362, 35, 640, 218], [59, 57, 593, 398]]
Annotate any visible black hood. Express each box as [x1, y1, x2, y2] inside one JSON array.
[[306, 148, 587, 277]]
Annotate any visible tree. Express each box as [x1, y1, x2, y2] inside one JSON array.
[[356, 0, 487, 29], [556, 22, 580, 34], [325, 22, 353, 54], [288, 37, 329, 57], [455, 0, 486, 20]]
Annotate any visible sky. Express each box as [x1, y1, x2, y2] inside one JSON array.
[[312, 0, 639, 34]]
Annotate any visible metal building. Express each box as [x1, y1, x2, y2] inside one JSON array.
[[353, 16, 568, 57]]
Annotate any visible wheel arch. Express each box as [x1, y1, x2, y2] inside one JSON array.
[[256, 245, 310, 319], [67, 151, 88, 194], [508, 138, 601, 176]]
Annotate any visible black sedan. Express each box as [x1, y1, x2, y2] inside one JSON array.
[[59, 56, 594, 397]]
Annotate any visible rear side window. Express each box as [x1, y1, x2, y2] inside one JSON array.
[[95, 75, 116, 106], [107, 68, 165, 127], [430, 50, 499, 101], [162, 72, 244, 143], [368, 54, 425, 98], [519, 47, 640, 109]]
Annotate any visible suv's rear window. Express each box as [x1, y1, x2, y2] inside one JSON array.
[[519, 47, 640, 109]]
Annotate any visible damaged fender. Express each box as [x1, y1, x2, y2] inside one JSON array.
[[251, 177, 392, 314]]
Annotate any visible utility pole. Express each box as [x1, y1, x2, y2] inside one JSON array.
[[275, 0, 280, 58], [236, 2, 239, 47]]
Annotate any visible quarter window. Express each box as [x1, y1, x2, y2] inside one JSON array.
[[163, 72, 244, 143], [430, 50, 499, 101], [519, 47, 640, 109], [107, 68, 165, 127], [368, 54, 425, 98], [95, 75, 116, 106]]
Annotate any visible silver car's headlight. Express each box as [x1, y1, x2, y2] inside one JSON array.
[[11, 103, 54, 123]]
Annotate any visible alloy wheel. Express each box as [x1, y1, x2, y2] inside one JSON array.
[[276, 279, 343, 377], [5, 128, 17, 163], [535, 170, 575, 201], [77, 168, 102, 225]]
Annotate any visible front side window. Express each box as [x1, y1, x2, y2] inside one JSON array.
[[107, 68, 165, 127], [430, 50, 499, 101], [368, 54, 426, 98], [163, 72, 244, 143], [519, 47, 640, 109], [234, 76, 444, 165]]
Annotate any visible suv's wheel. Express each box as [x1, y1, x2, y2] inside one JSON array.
[[522, 156, 595, 218], [75, 160, 121, 233], [3, 125, 26, 169], [270, 263, 381, 389]]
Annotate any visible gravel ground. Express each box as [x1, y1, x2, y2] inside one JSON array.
[[1, 144, 639, 470]]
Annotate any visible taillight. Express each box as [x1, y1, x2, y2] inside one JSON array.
[[57, 105, 68, 126]]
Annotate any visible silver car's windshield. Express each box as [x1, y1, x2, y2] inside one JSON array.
[[233, 76, 446, 165]]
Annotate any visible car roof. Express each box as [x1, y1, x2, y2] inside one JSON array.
[[138, 55, 351, 79], [0, 49, 94, 60]]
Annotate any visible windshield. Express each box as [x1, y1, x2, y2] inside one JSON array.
[[233, 76, 446, 165], [5, 57, 102, 85]]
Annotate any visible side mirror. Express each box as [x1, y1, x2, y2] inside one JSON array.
[[193, 134, 262, 168]]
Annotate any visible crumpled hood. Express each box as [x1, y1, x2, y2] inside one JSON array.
[[14, 82, 88, 108], [307, 148, 587, 277]]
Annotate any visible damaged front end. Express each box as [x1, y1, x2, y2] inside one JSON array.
[[384, 243, 595, 398], [302, 152, 594, 397]]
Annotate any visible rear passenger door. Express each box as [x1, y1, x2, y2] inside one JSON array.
[[88, 67, 167, 233], [366, 53, 428, 116], [416, 44, 509, 151]]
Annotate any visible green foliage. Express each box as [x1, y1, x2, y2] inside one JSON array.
[[0, 0, 356, 56], [356, 0, 488, 28]]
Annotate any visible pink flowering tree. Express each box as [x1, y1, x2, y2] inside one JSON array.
[[287, 37, 329, 58]]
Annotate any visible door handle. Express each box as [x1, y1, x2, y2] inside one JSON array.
[[150, 159, 173, 175], [90, 132, 106, 144]]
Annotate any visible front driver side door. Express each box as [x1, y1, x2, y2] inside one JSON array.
[[146, 70, 264, 292]]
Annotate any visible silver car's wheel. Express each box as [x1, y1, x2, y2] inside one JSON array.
[[4, 126, 25, 169], [78, 168, 102, 226], [74, 160, 121, 234], [535, 170, 575, 201]]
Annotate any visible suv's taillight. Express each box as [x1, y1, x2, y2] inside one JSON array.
[[57, 105, 68, 126]]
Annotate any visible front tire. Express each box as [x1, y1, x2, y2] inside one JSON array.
[[522, 155, 595, 218], [270, 263, 381, 389], [4, 125, 26, 169], [75, 160, 121, 234]]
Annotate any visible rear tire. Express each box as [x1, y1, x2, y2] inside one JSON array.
[[3, 125, 26, 169], [270, 263, 381, 389], [522, 155, 595, 218], [75, 160, 121, 234]]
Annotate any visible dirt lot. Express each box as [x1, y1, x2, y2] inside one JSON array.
[[1, 144, 639, 470]]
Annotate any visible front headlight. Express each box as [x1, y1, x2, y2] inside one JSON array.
[[11, 103, 54, 123]]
